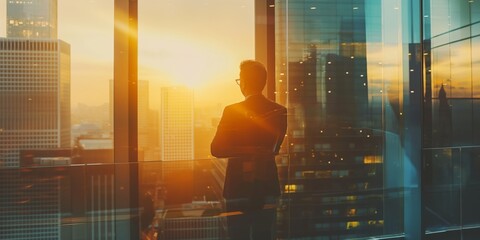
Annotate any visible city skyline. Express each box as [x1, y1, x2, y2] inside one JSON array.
[[0, 0, 254, 108]]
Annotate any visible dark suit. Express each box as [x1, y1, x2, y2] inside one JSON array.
[[211, 94, 287, 240]]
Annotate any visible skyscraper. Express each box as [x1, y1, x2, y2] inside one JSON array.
[[0, 39, 71, 168], [7, 0, 58, 39], [0, 0, 69, 168], [0, 1, 69, 239], [160, 86, 194, 161], [158, 86, 195, 207]]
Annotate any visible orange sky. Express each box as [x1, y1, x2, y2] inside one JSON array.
[[0, 0, 254, 108]]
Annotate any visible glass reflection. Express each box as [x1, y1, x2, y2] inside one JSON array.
[[274, 0, 415, 238], [424, 0, 480, 237]]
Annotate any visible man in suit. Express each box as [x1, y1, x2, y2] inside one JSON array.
[[211, 60, 287, 240]]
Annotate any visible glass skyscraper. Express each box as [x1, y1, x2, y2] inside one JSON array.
[[7, 0, 58, 39]]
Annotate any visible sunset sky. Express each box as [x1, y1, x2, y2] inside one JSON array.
[[0, 0, 254, 107]]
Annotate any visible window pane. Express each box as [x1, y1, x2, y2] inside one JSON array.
[[424, 0, 480, 237], [275, 0, 417, 238], [137, 0, 254, 238], [138, 0, 254, 161], [65, 1, 114, 164]]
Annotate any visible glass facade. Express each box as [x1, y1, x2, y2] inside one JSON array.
[[0, 0, 479, 240], [274, 0, 418, 238], [423, 0, 480, 238]]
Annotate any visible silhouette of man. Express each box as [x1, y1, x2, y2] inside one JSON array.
[[211, 60, 287, 240]]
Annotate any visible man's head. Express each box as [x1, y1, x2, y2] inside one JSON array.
[[239, 60, 267, 97]]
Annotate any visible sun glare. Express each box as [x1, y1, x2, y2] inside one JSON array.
[[139, 33, 236, 89]]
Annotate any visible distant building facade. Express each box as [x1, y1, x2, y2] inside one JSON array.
[[160, 87, 194, 161]]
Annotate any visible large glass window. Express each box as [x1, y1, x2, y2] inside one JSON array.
[[424, 0, 480, 238], [137, 0, 254, 162], [274, 0, 422, 238]]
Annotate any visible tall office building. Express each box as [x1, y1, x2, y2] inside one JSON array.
[[0, 39, 71, 168], [7, 0, 58, 39], [0, 1, 69, 239], [158, 87, 195, 208], [1, 0, 69, 168], [160, 86, 194, 161]]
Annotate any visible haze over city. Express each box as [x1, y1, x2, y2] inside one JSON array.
[[0, 0, 254, 108]]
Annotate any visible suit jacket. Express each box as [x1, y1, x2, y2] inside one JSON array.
[[211, 94, 287, 200]]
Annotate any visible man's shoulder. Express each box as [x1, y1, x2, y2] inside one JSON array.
[[271, 101, 287, 111], [249, 95, 286, 108], [262, 98, 287, 112], [223, 101, 245, 112], [223, 96, 286, 114]]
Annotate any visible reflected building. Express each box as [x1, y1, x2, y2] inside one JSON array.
[[0, 168, 63, 240], [275, 1, 385, 238], [437, 85, 452, 147], [422, 0, 480, 235]]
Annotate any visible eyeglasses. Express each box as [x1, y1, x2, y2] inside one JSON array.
[[235, 78, 241, 85]]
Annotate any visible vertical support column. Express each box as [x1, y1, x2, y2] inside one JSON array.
[[403, 0, 424, 239], [114, 0, 138, 239], [404, 44, 423, 240], [255, 0, 276, 101]]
